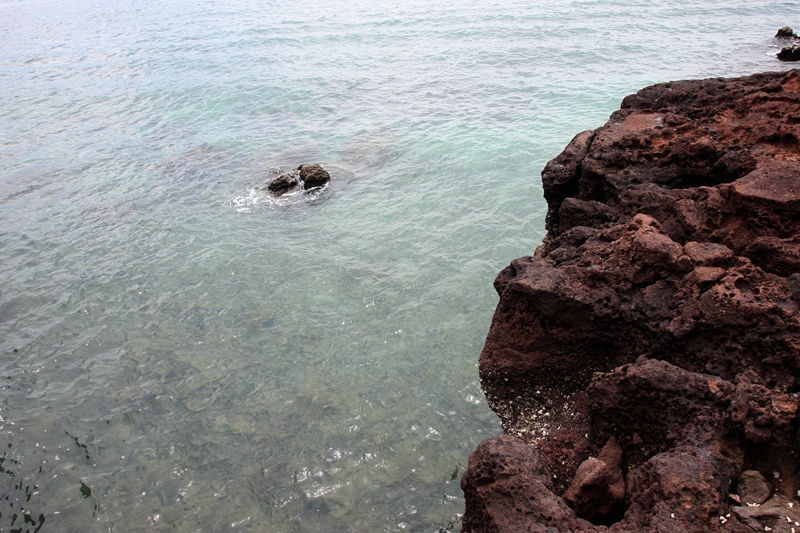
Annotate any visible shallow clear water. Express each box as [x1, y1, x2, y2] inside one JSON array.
[[0, 0, 797, 531]]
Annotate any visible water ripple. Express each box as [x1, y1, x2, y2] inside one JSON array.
[[1, 0, 798, 531]]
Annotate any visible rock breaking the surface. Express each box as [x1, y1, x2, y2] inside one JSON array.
[[776, 26, 800, 62], [259, 163, 331, 196], [462, 70, 800, 532]]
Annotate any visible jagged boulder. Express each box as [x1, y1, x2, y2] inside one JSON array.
[[460, 435, 593, 533], [463, 70, 800, 533]]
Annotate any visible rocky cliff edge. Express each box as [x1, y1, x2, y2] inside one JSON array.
[[462, 69, 800, 533]]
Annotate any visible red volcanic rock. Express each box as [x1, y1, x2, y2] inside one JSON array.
[[562, 437, 625, 522], [732, 495, 800, 532], [588, 357, 798, 475], [463, 70, 800, 532], [623, 446, 733, 533], [736, 470, 771, 506], [460, 435, 592, 533]]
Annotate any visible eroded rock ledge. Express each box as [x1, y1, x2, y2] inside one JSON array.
[[462, 70, 800, 532]]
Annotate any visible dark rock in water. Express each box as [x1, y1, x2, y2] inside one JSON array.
[[462, 70, 800, 533], [266, 174, 298, 194], [297, 164, 331, 189], [776, 26, 798, 39], [258, 162, 330, 196], [778, 45, 800, 61]]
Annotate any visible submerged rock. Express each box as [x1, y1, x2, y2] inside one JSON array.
[[462, 70, 800, 532]]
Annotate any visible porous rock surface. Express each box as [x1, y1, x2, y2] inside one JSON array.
[[462, 70, 800, 532], [266, 173, 298, 194]]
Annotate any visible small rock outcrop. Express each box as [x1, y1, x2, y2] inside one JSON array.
[[776, 27, 800, 61], [462, 70, 800, 532], [297, 164, 331, 189], [779, 46, 800, 62], [259, 163, 331, 196], [266, 174, 298, 194]]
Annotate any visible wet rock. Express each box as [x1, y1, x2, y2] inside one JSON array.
[[266, 174, 298, 194], [297, 164, 331, 189], [776, 26, 798, 39], [259, 163, 331, 195], [737, 470, 771, 506], [778, 46, 800, 61]]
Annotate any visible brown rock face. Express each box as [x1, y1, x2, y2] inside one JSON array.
[[737, 470, 771, 506], [297, 163, 331, 189], [562, 437, 625, 522], [460, 435, 593, 533], [463, 70, 800, 532]]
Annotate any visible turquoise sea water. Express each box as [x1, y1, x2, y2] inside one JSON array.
[[1, 0, 798, 531]]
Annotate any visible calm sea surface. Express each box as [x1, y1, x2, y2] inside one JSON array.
[[1, 0, 797, 531]]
